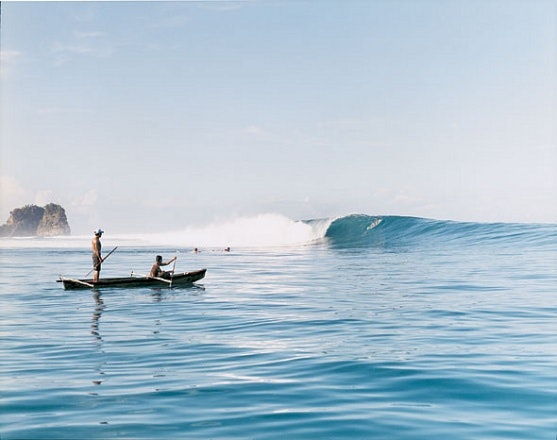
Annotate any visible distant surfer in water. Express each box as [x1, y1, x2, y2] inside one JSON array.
[[91, 229, 103, 282], [150, 255, 177, 278]]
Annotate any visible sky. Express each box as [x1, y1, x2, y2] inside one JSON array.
[[1, 0, 556, 233]]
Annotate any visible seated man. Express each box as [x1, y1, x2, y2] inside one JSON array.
[[150, 255, 177, 278]]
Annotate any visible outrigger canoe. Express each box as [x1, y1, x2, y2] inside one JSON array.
[[58, 269, 206, 290]]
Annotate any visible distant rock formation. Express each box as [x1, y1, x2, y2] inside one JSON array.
[[0, 203, 71, 237]]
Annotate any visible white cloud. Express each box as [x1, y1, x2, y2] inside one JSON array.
[[34, 190, 55, 207], [72, 189, 99, 208], [51, 41, 112, 58], [0, 175, 26, 198], [0, 49, 22, 63], [0, 49, 22, 78], [50, 31, 113, 64], [73, 31, 106, 39], [72, 7, 98, 23], [0, 175, 29, 219], [244, 125, 269, 137], [197, 1, 252, 13], [35, 106, 87, 115], [51, 43, 93, 55]]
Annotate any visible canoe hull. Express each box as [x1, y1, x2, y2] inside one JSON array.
[[58, 269, 206, 290]]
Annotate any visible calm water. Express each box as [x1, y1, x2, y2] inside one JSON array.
[[1, 215, 556, 439]]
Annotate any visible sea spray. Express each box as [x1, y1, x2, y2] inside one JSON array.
[[137, 213, 331, 248]]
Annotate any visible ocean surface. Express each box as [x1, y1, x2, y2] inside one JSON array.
[[1, 214, 556, 439]]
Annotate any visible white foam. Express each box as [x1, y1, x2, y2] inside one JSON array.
[[366, 218, 382, 230], [139, 213, 329, 248], [0, 214, 333, 249], [0, 235, 92, 249]]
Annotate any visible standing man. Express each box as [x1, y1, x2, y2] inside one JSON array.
[[92, 228, 104, 282]]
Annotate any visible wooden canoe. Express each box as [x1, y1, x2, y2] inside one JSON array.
[[58, 268, 206, 290]]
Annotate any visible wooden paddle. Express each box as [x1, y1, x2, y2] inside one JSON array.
[[169, 255, 178, 288], [86, 246, 118, 277]]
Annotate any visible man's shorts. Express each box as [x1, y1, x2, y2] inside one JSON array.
[[92, 254, 102, 272]]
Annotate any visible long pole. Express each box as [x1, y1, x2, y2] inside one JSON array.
[[131, 271, 172, 284], [169, 256, 178, 288], [60, 277, 95, 288], [85, 246, 118, 277]]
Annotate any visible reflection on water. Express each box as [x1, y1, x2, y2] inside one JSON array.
[[90, 291, 106, 389], [91, 291, 104, 342], [151, 290, 164, 302], [151, 283, 206, 302]]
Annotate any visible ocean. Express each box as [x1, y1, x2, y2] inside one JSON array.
[[1, 214, 556, 439]]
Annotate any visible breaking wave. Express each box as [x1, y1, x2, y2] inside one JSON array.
[[1, 213, 555, 250], [322, 214, 557, 249]]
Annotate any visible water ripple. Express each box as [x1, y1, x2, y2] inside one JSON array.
[[1, 245, 556, 439]]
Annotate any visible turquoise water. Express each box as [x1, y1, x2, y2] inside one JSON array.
[[1, 215, 556, 439]]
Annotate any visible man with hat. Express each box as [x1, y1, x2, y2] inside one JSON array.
[[92, 228, 104, 282]]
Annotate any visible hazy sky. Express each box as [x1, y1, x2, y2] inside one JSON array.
[[1, 1, 556, 233]]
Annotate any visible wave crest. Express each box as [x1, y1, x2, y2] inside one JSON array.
[[1, 213, 554, 249], [324, 214, 557, 249]]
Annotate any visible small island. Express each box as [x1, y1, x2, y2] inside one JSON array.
[[0, 203, 71, 237]]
